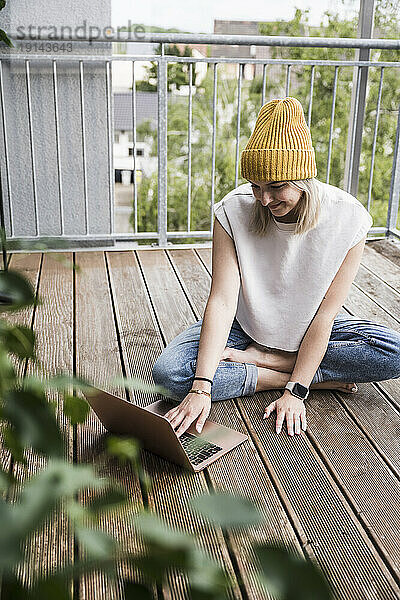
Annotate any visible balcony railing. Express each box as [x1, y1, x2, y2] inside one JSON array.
[[0, 32, 400, 258]]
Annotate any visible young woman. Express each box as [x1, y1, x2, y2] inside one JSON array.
[[152, 97, 400, 439]]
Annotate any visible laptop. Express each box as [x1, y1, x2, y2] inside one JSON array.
[[82, 384, 248, 472]]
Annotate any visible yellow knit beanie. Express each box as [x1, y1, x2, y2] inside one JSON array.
[[241, 96, 317, 183]]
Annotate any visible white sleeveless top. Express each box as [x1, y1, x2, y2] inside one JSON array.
[[213, 179, 373, 352]]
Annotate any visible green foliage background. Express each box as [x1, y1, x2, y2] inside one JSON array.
[[130, 1, 400, 244]]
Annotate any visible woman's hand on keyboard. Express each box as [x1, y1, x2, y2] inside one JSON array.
[[164, 392, 211, 437]]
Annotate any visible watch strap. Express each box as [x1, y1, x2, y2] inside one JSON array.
[[285, 381, 309, 400]]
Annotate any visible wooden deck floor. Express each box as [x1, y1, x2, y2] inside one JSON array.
[[3, 238, 400, 600]]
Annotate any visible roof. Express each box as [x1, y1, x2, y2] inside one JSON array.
[[212, 20, 260, 59], [113, 91, 158, 131]]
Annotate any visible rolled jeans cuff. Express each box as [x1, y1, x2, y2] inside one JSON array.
[[243, 362, 322, 396], [243, 362, 258, 396]]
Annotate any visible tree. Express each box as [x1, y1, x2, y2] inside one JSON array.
[[136, 43, 193, 93], [132, 1, 400, 241], [257, 2, 400, 227]]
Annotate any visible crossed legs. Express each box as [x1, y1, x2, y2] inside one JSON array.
[[221, 343, 358, 394]]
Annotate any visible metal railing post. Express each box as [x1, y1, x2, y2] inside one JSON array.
[[234, 63, 243, 188], [106, 60, 115, 237], [0, 167, 7, 271], [344, 0, 376, 196], [131, 60, 138, 234], [387, 101, 400, 235], [0, 59, 9, 269], [157, 53, 168, 247]]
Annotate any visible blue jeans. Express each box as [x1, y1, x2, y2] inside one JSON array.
[[151, 312, 400, 403]]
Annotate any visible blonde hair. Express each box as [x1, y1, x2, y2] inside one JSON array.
[[248, 178, 321, 236]]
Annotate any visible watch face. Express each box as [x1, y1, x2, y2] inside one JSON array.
[[293, 383, 308, 397]]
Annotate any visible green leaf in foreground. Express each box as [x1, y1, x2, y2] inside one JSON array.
[[0, 347, 17, 394], [123, 581, 154, 600], [0, 270, 36, 312], [254, 543, 333, 600], [133, 512, 194, 550], [0, 461, 104, 574], [63, 394, 90, 425], [38, 372, 94, 392], [1, 576, 30, 599], [107, 436, 140, 463], [188, 491, 264, 528], [2, 427, 27, 464], [0, 29, 14, 48], [86, 485, 128, 516], [75, 527, 117, 560], [187, 547, 233, 599], [130, 512, 194, 581], [106, 435, 153, 494], [109, 375, 180, 400], [0, 323, 35, 359], [28, 576, 71, 600], [2, 388, 63, 457]]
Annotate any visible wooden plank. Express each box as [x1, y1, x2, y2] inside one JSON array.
[[305, 386, 400, 579], [196, 246, 400, 599], [1, 254, 42, 473], [107, 250, 244, 600], [362, 245, 400, 294], [1, 253, 50, 588], [369, 240, 400, 269], [344, 286, 400, 332], [11, 253, 74, 586], [1, 253, 73, 587], [310, 243, 400, 580], [236, 396, 400, 599], [353, 243, 400, 402], [74, 252, 148, 600], [337, 248, 400, 453], [356, 242, 400, 409], [353, 266, 400, 322]]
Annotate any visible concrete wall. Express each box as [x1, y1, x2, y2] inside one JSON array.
[[0, 0, 113, 242]]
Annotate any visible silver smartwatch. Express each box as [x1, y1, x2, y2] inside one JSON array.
[[285, 381, 309, 401]]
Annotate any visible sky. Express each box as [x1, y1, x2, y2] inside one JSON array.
[[112, 0, 359, 33]]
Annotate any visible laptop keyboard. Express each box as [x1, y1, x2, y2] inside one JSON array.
[[178, 432, 223, 465]]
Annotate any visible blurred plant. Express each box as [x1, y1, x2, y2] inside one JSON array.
[[0, 229, 332, 598], [0, 0, 13, 47]]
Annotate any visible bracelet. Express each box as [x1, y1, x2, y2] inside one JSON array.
[[193, 376, 213, 385], [189, 388, 212, 400]]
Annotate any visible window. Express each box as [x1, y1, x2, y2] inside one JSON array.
[[128, 147, 144, 156]]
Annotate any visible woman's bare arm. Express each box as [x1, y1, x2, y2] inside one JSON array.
[[164, 217, 240, 436], [287, 234, 368, 389], [265, 235, 368, 437], [192, 218, 241, 390]]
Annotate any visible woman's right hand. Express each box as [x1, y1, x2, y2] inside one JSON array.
[[164, 391, 211, 437]]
